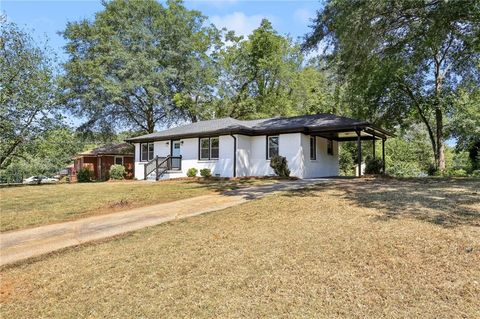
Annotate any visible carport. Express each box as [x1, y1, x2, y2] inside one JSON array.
[[309, 124, 395, 176]]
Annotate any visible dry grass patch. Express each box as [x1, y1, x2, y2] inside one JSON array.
[[1, 179, 479, 318], [331, 177, 480, 227], [0, 178, 275, 232]]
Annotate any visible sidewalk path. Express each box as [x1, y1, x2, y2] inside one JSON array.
[[0, 179, 324, 266]]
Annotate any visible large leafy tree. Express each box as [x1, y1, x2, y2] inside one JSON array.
[[61, 0, 221, 133], [28, 129, 84, 173], [290, 58, 349, 116], [0, 128, 85, 183], [216, 19, 304, 119], [0, 17, 60, 170], [304, 0, 480, 171], [449, 82, 480, 170]]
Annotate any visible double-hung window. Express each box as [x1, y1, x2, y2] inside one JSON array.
[[310, 136, 316, 160], [327, 139, 334, 156], [199, 137, 219, 160], [267, 136, 279, 159], [200, 138, 210, 159], [210, 137, 219, 159], [140, 142, 154, 161]]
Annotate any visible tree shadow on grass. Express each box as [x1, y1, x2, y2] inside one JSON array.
[[346, 178, 480, 227], [290, 178, 480, 228], [183, 177, 298, 198], [280, 187, 320, 198]]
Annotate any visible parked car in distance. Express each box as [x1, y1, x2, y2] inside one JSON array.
[[23, 176, 40, 184], [23, 176, 59, 185], [40, 176, 59, 184]]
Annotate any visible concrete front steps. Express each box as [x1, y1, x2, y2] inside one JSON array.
[[145, 170, 184, 181]]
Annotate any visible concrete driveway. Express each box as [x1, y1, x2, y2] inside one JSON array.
[[0, 179, 325, 266]]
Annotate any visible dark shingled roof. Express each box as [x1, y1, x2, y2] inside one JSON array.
[[126, 114, 393, 142], [78, 143, 134, 156]]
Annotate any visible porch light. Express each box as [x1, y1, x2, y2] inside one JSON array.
[[166, 141, 169, 145]]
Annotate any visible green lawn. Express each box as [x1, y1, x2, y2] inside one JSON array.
[[1, 178, 478, 318], [0, 178, 275, 232]]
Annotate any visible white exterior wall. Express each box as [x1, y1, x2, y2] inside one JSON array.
[[249, 135, 274, 176], [134, 135, 235, 179], [236, 135, 251, 177], [134, 141, 170, 180], [154, 141, 170, 157], [134, 143, 144, 180], [133, 133, 339, 180], [238, 133, 304, 178], [300, 134, 339, 178], [279, 133, 304, 178], [181, 135, 235, 178]]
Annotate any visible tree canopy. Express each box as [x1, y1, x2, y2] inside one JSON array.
[[2, 1, 479, 177], [61, 0, 221, 134], [215, 19, 337, 119], [0, 17, 60, 170], [304, 0, 480, 171]]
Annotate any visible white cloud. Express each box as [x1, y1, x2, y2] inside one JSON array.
[[210, 11, 275, 37], [294, 8, 314, 25]]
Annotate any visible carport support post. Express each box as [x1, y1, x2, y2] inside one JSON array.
[[382, 138, 386, 174], [356, 130, 362, 177], [372, 134, 376, 158]]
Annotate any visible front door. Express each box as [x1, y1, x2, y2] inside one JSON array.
[[171, 140, 181, 169]]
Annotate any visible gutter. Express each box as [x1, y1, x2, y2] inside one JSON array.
[[230, 134, 237, 178]]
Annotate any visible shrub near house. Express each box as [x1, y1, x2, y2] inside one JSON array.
[[200, 168, 212, 178], [77, 168, 93, 183], [365, 156, 384, 175], [270, 155, 290, 177], [187, 168, 198, 177], [109, 165, 125, 180]]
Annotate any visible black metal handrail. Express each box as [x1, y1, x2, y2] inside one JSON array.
[[144, 156, 165, 179], [144, 155, 182, 180]]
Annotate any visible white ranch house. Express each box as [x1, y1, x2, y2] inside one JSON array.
[[125, 114, 393, 180]]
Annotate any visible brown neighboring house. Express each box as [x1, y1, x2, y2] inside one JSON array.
[[73, 143, 134, 181]]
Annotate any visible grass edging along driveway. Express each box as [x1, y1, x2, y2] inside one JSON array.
[[0, 179, 318, 266], [0, 178, 280, 232], [0, 194, 248, 267], [0, 178, 478, 318]]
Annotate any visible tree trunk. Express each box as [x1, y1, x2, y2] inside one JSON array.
[[433, 54, 445, 172], [146, 105, 155, 134], [435, 108, 445, 171]]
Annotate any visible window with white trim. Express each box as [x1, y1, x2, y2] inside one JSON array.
[[199, 137, 219, 160], [310, 136, 316, 160], [267, 136, 279, 159], [140, 142, 154, 161]]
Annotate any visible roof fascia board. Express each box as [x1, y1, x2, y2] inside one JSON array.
[[126, 127, 309, 143], [125, 123, 394, 143]]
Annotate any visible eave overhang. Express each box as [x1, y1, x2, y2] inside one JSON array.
[[125, 123, 394, 144]]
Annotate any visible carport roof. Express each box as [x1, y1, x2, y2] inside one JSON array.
[[125, 114, 394, 143]]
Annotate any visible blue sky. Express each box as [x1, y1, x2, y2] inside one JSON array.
[[1, 0, 323, 63]]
